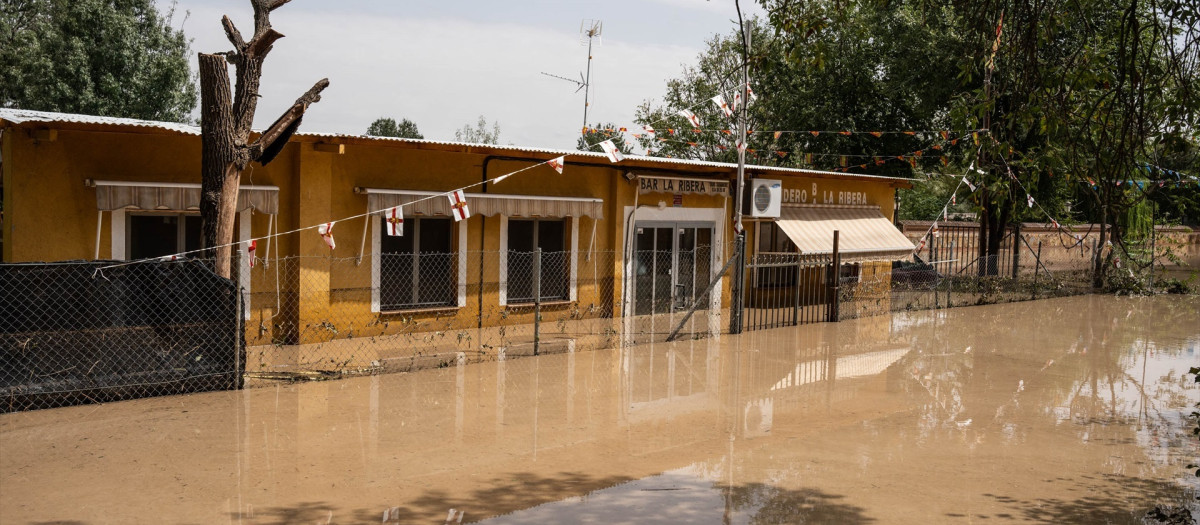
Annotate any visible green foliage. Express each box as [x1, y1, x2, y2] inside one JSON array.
[[366, 117, 423, 139], [454, 115, 501, 145], [750, 0, 1198, 281], [638, 12, 976, 175], [0, 0, 197, 122], [577, 122, 633, 154]]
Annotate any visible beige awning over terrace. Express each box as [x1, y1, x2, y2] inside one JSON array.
[[358, 188, 604, 219], [774, 204, 914, 262]]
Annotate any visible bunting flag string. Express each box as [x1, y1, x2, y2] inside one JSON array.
[[247, 240, 257, 268], [587, 126, 988, 139]]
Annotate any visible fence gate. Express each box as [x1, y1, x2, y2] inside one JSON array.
[[742, 253, 834, 332], [1, 260, 244, 412], [918, 223, 1020, 278]]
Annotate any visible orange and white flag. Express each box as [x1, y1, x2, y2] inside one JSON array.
[[599, 140, 624, 163], [384, 206, 404, 237], [678, 109, 700, 128], [448, 190, 471, 221], [318, 222, 336, 250], [712, 94, 733, 118], [547, 156, 565, 174]]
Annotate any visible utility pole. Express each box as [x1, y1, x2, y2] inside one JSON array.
[[729, 17, 751, 334]]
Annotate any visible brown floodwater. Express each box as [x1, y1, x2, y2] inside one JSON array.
[[2, 294, 1198, 524]]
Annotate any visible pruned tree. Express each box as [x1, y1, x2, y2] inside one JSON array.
[[198, 0, 328, 279]]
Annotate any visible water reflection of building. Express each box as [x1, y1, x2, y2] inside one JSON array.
[[238, 318, 913, 523]]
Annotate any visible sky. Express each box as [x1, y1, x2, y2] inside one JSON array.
[[162, 0, 764, 150]]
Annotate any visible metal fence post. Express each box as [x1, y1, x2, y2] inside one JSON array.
[[729, 234, 746, 335], [1032, 241, 1042, 300], [828, 230, 840, 323], [1011, 223, 1022, 279], [947, 241, 954, 307], [533, 247, 541, 356], [793, 251, 802, 326]]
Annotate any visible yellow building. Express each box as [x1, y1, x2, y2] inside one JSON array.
[[1, 109, 913, 367]]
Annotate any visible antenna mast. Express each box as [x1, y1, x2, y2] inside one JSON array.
[[580, 19, 602, 133]]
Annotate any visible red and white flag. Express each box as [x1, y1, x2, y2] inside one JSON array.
[[599, 140, 624, 163], [678, 109, 700, 128], [384, 206, 404, 237], [547, 156, 565, 174], [448, 190, 471, 221], [745, 82, 758, 102], [712, 94, 733, 118], [951, 194, 957, 205], [643, 125, 656, 135], [1027, 194, 1035, 208], [247, 240, 257, 267], [963, 176, 976, 192], [318, 221, 336, 250], [1051, 219, 1060, 230], [943, 207, 949, 221], [732, 92, 742, 111]]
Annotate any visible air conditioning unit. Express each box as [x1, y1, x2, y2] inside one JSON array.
[[744, 178, 782, 218]]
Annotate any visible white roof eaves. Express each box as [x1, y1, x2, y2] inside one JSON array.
[[0, 108, 200, 135]]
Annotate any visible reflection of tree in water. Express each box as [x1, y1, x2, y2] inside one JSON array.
[[725, 483, 874, 524], [897, 296, 1199, 518]]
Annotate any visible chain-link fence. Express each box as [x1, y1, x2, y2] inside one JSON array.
[[1, 260, 242, 412], [239, 247, 729, 386], [5, 231, 1192, 411]]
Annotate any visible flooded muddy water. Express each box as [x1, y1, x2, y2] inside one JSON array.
[[2, 294, 1197, 524]]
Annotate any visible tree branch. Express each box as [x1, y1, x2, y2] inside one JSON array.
[[221, 15, 245, 50], [247, 28, 284, 59], [267, 0, 292, 11], [247, 78, 330, 164]]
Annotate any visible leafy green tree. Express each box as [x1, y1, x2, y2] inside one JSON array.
[[637, 14, 970, 175], [366, 117, 423, 139], [0, 0, 197, 122], [759, 0, 1198, 282], [577, 122, 633, 154], [454, 115, 501, 144]]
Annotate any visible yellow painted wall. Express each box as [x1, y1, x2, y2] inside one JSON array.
[[4, 123, 906, 353]]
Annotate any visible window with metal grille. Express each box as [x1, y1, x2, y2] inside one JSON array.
[[507, 219, 568, 303], [380, 218, 455, 310]]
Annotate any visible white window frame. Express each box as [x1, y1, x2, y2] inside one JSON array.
[[498, 216, 578, 306], [499, 216, 578, 306], [370, 216, 467, 313], [112, 207, 253, 319]]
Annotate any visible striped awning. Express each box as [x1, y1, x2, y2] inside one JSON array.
[[774, 204, 914, 262], [361, 188, 604, 219], [89, 180, 279, 214]]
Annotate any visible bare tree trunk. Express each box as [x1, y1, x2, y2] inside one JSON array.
[[199, 53, 240, 277], [197, 0, 326, 279]]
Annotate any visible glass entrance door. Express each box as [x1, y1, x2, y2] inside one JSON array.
[[633, 223, 713, 315]]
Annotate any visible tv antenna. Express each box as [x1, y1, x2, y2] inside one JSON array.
[[540, 19, 602, 134]]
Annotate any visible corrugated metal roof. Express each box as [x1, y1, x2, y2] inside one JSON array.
[[295, 130, 911, 183], [0, 108, 200, 135], [0, 108, 912, 183]]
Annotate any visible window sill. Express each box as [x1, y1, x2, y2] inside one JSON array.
[[380, 305, 460, 315], [505, 299, 573, 309]]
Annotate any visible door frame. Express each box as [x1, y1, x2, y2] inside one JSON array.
[[621, 206, 725, 322]]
